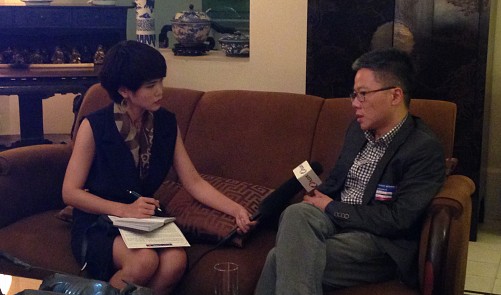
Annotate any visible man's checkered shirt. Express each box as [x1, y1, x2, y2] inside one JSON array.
[[340, 117, 407, 204]]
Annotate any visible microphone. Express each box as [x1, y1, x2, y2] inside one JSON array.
[[258, 161, 323, 227], [293, 160, 323, 195]]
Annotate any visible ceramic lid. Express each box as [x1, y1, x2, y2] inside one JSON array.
[[173, 4, 211, 23], [219, 31, 249, 42]]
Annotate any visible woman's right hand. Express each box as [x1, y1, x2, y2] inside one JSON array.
[[121, 197, 160, 218]]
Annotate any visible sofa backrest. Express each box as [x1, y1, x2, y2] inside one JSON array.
[[183, 90, 325, 188], [73, 84, 204, 141], [75, 85, 325, 188], [409, 99, 457, 158], [310, 98, 356, 176], [75, 86, 456, 189], [311, 98, 457, 178], [72, 83, 111, 140]]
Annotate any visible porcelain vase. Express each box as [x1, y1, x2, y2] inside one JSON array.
[[135, 0, 156, 47]]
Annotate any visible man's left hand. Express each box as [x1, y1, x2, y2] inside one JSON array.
[[303, 190, 333, 211]]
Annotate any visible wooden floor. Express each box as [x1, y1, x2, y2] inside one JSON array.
[[0, 134, 71, 152]]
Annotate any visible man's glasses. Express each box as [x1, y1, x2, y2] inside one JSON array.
[[349, 86, 397, 102]]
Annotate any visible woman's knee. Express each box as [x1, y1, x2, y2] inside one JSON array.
[[161, 248, 187, 273], [122, 250, 159, 282], [153, 248, 187, 288]]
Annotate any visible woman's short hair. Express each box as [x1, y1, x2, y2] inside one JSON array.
[[99, 40, 167, 103], [352, 48, 415, 107]]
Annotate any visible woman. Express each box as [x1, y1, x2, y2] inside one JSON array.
[[62, 40, 254, 295]]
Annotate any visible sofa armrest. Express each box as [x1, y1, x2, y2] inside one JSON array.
[[420, 175, 475, 295], [0, 144, 72, 228]]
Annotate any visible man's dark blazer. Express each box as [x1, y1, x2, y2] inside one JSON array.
[[319, 114, 446, 287]]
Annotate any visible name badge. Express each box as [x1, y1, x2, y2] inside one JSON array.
[[375, 184, 396, 201]]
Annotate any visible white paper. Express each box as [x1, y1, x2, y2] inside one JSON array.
[[108, 216, 175, 232], [118, 222, 190, 249]]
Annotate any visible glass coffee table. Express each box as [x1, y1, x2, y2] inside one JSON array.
[[0, 274, 42, 295]]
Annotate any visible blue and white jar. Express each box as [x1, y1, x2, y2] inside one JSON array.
[[135, 0, 156, 47], [171, 4, 211, 47]]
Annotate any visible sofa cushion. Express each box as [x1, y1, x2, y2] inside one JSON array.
[[0, 210, 86, 279], [165, 174, 273, 247], [176, 228, 276, 295]]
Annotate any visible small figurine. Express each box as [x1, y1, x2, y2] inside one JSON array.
[[40, 48, 51, 63], [80, 46, 93, 63], [30, 49, 44, 64], [12, 49, 26, 65], [51, 46, 65, 64], [93, 45, 105, 64], [70, 48, 81, 63], [2, 47, 14, 64]]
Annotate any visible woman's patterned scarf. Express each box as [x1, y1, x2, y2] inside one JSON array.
[[114, 103, 154, 180]]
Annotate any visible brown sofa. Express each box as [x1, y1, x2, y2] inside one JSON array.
[[0, 84, 475, 295]]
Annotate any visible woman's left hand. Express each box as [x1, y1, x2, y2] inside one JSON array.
[[234, 207, 256, 234]]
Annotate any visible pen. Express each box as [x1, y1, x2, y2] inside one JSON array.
[[127, 190, 163, 213]]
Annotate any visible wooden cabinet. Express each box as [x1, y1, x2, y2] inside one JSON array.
[[0, 1, 132, 146]]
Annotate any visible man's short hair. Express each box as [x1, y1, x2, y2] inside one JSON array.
[[99, 40, 167, 103], [352, 48, 415, 107]]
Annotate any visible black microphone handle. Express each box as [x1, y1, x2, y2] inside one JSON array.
[[310, 161, 324, 175]]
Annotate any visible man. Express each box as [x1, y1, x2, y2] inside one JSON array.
[[254, 48, 446, 295]]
